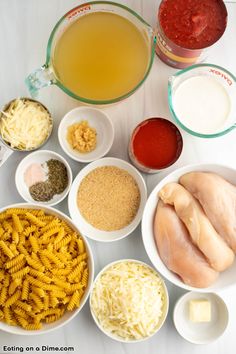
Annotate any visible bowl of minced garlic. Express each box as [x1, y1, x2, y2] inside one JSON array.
[[58, 107, 114, 163]]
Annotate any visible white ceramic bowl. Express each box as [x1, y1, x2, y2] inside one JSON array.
[[15, 150, 72, 206], [0, 203, 94, 335], [58, 107, 114, 163], [89, 259, 169, 343], [142, 163, 236, 292], [173, 292, 229, 344], [68, 157, 147, 242]]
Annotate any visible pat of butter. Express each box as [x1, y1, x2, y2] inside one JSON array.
[[189, 299, 211, 322]]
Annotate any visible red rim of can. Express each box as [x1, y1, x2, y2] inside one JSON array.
[[129, 118, 183, 173]]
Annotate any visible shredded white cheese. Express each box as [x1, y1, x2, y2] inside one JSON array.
[[0, 99, 52, 150], [91, 261, 165, 341]]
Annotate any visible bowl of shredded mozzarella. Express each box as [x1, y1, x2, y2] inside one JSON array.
[[0, 98, 53, 151], [90, 259, 169, 342]]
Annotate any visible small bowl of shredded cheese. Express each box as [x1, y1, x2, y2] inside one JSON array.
[[90, 259, 169, 342], [0, 98, 53, 151]]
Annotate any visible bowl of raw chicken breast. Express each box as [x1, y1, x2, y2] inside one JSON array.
[[142, 164, 236, 291]]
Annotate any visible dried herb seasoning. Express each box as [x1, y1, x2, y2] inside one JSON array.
[[29, 159, 68, 202]]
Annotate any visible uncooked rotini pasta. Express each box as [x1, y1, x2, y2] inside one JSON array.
[[0, 286, 7, 306], [81, 268, 89, 288], [54, 234, 72, 250], [5, 254, 24, 269], [8, 279, 21, 295], [13, 307, 29, 320], [30, 293, 44, 310], [12, 231, 19, 244], [12, 214, 23, 233], [41, 226, 61, 242], [41, 250, 62, 267], [9, 244, 19, 257], [0, 240, 14, 259], [5, 290, 21, 307], [77, 239, 85, 254], [31, 286, 45, 298], [8, 259, 26, 274], [2, 221, 13, 232], [68, 261, 86, 282], [26, 255, 44, 272], [67, 290, 83, 311], [29, 235, 39, 253], [25, 212, 46, 227], [15, 300, 31, 312], [24, 225, 37, 236], [11, 266, 30, 279], [0, 207, 89, 330], [21, 280, 29, 300]]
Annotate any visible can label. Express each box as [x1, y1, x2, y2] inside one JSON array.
[[155, 28, 202, 69]]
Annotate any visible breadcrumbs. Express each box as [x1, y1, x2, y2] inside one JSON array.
[[77, 166, 141, 231], [67, 120, 97, 153]]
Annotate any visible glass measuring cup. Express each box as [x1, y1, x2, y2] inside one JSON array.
[[168, 64, 236, 138], [25, 1, 156, 105]]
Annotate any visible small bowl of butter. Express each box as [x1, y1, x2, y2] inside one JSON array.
[[173, 291, 229, 344]]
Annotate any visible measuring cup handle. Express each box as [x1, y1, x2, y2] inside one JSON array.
[[0, 142, 13, 168], [25, 65, 55, 97]]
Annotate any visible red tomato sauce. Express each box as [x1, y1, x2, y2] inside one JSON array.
[[131, 118, 183, 170], [159, 0, 227, 50]]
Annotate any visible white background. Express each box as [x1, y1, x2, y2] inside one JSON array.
[[0, 1, 236, 353]]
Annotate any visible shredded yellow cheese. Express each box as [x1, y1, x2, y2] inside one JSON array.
[[91, 261, 165, 341], [0, 99, 52, 150]]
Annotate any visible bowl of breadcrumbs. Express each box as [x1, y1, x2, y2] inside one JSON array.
[[68, 157, 147, 242]]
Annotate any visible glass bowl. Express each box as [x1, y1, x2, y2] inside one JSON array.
[[168, 63, 236, 138], [26, 1, 156, 105]]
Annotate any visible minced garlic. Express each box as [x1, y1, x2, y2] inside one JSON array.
[[67, 120, 97, 153]]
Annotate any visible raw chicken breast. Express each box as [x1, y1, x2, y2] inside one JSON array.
[[159, 183, 234, 272], [180, 172, 236, 253], [154, 200, 218, 288]]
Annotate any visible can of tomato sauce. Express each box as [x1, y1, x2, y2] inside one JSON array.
[[155, 0, 227, 69], [128, 118, 183, 174]]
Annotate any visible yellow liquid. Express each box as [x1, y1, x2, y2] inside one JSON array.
[[52, 12, 149, 101]]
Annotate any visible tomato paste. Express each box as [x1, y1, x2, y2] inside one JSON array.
[[159, 0, 227, 50], [129, 118, 183, 172]]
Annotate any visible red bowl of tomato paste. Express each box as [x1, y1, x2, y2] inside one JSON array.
[[155, 0, 227, 68], [128, 118, 183, 173]]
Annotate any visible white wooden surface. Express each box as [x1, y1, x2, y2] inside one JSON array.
[[0, 1, 236, 353]]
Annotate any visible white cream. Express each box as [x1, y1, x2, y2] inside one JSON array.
[[173, 76, 231, 134]]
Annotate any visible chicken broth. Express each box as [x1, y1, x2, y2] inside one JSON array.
[[52, 12, 149, 101]]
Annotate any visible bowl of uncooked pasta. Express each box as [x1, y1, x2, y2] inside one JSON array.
[[0, 203, 94, 335]]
